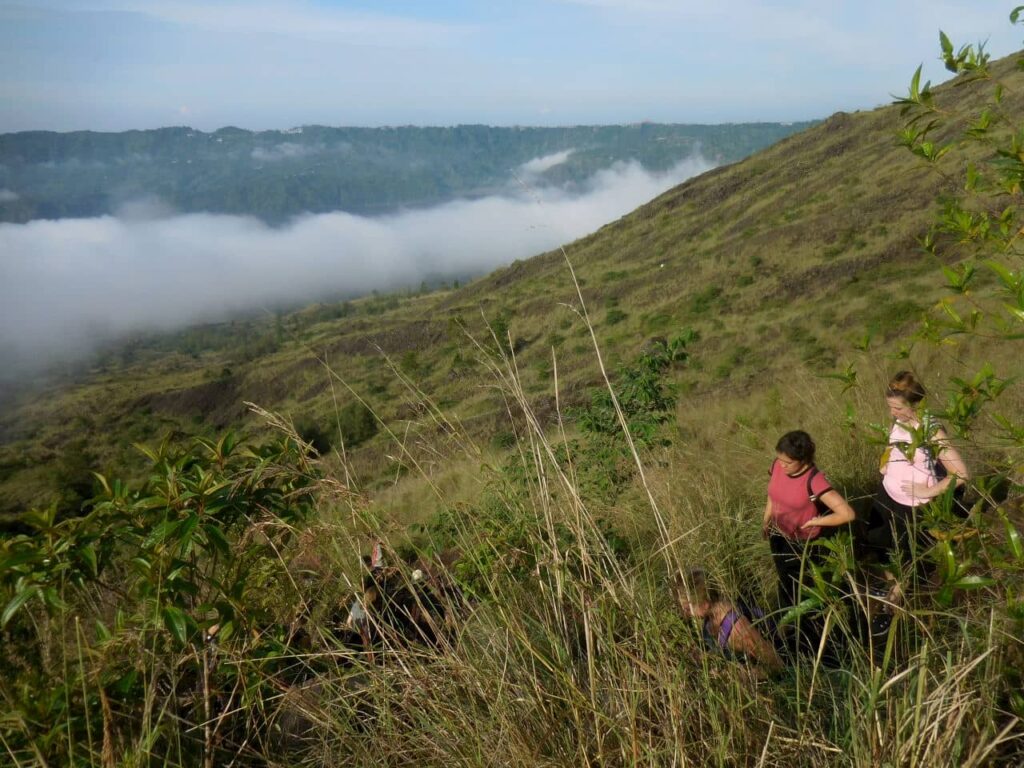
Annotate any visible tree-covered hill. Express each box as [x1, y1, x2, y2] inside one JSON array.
[[0, 122, 813, 223]]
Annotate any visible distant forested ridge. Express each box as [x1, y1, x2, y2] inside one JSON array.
[[0, 122, 815, 223]]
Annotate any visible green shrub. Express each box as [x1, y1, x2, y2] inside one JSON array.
[[605, 308, 628, 325], [337, 400, 379, 447]]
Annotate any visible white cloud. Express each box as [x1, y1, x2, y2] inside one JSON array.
[[0, 189, 18, 202], [517, 149, 575, 177], [0, 155, 712, 371], [250, 142, 319, 162]]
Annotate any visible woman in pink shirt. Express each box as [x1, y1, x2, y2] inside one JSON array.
[[864, 371, 969, 570], [762, 430, 856, 609]]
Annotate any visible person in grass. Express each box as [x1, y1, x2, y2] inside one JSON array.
[[862, 371, 970, 572], [762, 430, 856, 609], [674, 568, 784, 673]]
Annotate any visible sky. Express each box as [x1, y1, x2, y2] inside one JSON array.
[[1, 1, 1022, 132]]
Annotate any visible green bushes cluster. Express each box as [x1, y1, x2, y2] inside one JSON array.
[[0, 431, 321, 764]]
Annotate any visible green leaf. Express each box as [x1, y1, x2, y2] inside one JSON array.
[[938, 298, 963, 326], [203, 523, 231, 556], [2, 586, 39, 627], [939, 30, 953, 56], [936, 585, 954, 608], [78, 545, 98, 578], [1005, 305, 1024, 325], [1002, 513, 1023, 561], [92, 472, 112, 496], [952, 575, 996, 590], [939, 540, 957, 580], [143, 519, 180, 550], [113, 669, 138, 695], [217, 620, 235, 642], [986, 260, 1020, 291], [133, 442, 161, 464], [1012, 6, 1024, 24], [42, 586, 67, 611], [162, 606, 189, 646], [95, 619, 112, 643], [778, 596, 820, 626], [0, 549, 41, 574], [177, 514, 200, 550]]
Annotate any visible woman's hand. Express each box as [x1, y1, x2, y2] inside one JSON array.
[[900, 479, 938, 500], [800, 517, 823, 529]]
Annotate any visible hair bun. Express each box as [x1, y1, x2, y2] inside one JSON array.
[[887, 370, 925, 404]]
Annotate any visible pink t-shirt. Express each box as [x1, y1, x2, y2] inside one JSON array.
[[768, 460, 833, 540], [882, 421, 938, 508]]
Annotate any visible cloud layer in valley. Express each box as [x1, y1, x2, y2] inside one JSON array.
[[0, 155, 711, 373]]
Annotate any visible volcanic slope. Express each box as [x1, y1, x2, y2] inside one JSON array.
[[2, 52, 1023, 520]]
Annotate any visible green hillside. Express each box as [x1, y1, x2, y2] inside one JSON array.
[[0, 122, 813, 223], [1, 36, 1023, 768], [3, 53, 1021, 521]]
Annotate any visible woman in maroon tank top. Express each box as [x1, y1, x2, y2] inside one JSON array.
[[762, 430, 855, 609]]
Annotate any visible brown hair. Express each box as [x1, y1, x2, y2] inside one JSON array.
[[886, 370, 926, 405], [674, 568, 721, 615], [775, 430, 816, 465]]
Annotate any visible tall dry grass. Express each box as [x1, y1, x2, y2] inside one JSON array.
[[270, 269, 1021, 768], [3, 265, 1020, 767]]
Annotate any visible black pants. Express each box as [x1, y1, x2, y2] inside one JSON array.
[[861, 484, 937, 573], [769, 533, 825, 608], [769, 534, 833, 659]]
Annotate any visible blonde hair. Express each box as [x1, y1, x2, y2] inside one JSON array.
[[886, 370, 926, 405]]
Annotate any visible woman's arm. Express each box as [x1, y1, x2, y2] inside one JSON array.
[[761, 497, 774, 538], [901, 428, 969, 500], [729, 616, 785, 672], [936, 427, 968, 487], [800, 489, 856, 529]]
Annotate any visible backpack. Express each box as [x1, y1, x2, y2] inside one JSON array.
[[805, 466, 839, 538]]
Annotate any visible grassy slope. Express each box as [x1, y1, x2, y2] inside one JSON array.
[[1, 54, 1022, 521]]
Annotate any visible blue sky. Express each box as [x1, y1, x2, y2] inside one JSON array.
[[0, 1, 1022, 131]]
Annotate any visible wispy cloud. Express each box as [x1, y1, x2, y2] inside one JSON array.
[[555, 0, 930, 65], [0, 189, 18, 202], [0, 155, 712, 372], [560, 0, 690, 12], [250, 142, 321, 162], [108, 1, 474, 47], [517, 149, 575, 178]]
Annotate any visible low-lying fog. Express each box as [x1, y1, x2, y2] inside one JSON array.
[[0, 153, 711, 376]]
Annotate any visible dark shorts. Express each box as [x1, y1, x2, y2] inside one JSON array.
[[861, 482, 952, 573]]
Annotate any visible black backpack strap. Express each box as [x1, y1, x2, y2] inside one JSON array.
[[805, 467, 832, 504]]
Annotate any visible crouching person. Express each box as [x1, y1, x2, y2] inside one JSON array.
[[674, 568, 784, 674]]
